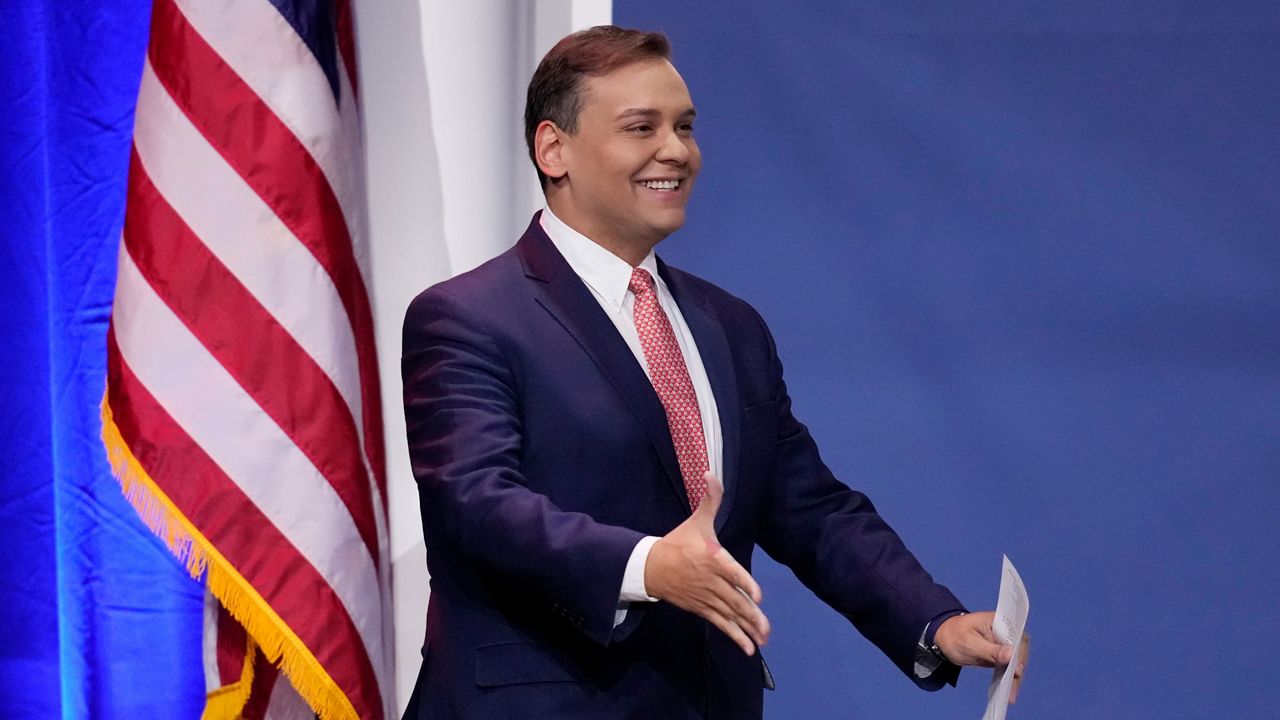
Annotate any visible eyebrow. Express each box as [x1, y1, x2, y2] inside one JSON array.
[[615, 107, 697, 122]]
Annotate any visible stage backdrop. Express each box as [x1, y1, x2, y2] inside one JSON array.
[[614, 3, 1280, 719], [0, 2, 204, 717]]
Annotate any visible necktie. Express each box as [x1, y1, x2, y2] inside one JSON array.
[[628, 267, 709, 511]]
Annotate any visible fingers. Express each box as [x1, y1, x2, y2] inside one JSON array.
[[700, 577, 770, 653], [703, 546, 769, 650], [716, 547, 763, 604], [666, 550, 769, 652], [705, 606, 756, 656], [655, 472, 772, 656], [698, 575, 769, 642], [966, 636, 1011, 667], [1010, 633, 1030, 703], [935, 613, 1014, 668], [996, 642, 1014, 666], [936, 611, 1029, 705], [707, 548, 766, 634], [720, 578, 769, 645]]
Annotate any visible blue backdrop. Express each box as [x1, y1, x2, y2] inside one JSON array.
[[0, 2, 204, 717], [615, 3, 1280, 718]]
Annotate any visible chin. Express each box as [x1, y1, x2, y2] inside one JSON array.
[[650, 212, 688, 237]]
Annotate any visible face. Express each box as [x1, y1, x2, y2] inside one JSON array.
[[548, 59, 701, 257]]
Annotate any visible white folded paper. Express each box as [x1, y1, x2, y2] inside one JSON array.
[[982, 555, 1029, 720]]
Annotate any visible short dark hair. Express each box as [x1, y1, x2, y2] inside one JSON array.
[[524, 25, 672, 188]]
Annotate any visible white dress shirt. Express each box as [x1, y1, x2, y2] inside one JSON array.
[[539, 206, 723, 626]]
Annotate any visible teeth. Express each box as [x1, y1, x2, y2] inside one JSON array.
[[642, 179, 679, 190]]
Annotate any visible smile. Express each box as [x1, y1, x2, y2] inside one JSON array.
[[640, 179, 681, 191]]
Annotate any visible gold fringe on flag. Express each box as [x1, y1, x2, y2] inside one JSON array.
[[202, 635, 257, 720], [101, 390, 361, 720]]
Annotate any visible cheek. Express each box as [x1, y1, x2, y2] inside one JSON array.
[[688, 144, 703, 174]]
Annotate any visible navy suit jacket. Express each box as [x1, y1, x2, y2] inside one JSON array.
[[401, 214, 963, 719]]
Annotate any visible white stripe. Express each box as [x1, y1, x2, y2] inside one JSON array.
[[173, 0, 364, 237], [111, 248, 388, 695], [133, 61, 366, 452], [334, 48, 375, 296], [203, 588, 221, 693], [264, 676, 316, 720]]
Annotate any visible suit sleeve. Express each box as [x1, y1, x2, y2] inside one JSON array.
[[747, 308, 966, 688], [402, 286, 645, 646]]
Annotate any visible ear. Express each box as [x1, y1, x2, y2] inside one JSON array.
[[534, 120, 568, 182]]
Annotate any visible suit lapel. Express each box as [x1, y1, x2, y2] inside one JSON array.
[[657, 260, 741, 533], [517, 216, 688, 510]]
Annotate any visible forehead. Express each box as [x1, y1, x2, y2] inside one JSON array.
[[579, 59, 695, 116]]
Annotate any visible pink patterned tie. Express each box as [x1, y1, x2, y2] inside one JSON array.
[[629, 267, 709, 511]]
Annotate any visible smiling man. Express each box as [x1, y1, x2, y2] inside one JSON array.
[[401, 26, 1026, 720], [532, 56, 700, 265]]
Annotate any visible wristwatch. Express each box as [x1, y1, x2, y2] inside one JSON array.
[[915, 637, 946, 675], [915, 611, 965, 676]]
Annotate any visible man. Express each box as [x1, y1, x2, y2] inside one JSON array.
[[402, 25, 1027, 720]]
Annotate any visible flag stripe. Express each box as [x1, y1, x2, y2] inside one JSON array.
[[216, 607, 248, 685], [262, 0, 340, 99], [106, 334, 383, 719], [263, 679, 317, 720], [132, 61, 366, 444], [110, 248, 387, 695], [114, 0, 389, 714], [123, 150, 380, 564], [133, 57, 389, 598], [241, 651, 282, 720], [172, 0, 363, 237], [335, 0, 358, 98], [148, 0, 387, 497]]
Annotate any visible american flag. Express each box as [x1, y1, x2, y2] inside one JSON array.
[[101, 0, 392, 717]]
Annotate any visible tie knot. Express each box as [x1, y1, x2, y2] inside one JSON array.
[[628, 267, 656, 297]]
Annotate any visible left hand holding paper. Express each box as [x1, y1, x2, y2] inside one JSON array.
[[935, 611, 1031, 702]]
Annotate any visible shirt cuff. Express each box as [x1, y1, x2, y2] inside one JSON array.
[[612, 536, 661, 628], [620, 535, 660, 602]]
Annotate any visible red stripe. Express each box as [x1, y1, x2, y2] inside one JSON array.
[[217, 606, 249, 685], [215, 606, 282, 717], [335, 0, 358, 98], [147, 0, 386, 498], [123, 149, 380, 565], [241, 651, 282, 720], [107, 331, 383, 720]]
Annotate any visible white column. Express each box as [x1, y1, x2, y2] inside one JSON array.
[[356, 1, 611, 714]]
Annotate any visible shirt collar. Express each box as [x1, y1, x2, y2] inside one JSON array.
[[540, 203, 661, 310]]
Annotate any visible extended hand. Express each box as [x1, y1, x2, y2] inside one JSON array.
[[935, 612, 1031, 702], [644, 472, 771, 655]]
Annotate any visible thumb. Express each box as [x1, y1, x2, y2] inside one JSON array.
[[995, 642, 1015, 666], [974, 637, 1014, 667], [691, 471, 723, 528]]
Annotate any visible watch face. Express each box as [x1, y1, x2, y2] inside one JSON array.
[[914, 643, 944, 677]]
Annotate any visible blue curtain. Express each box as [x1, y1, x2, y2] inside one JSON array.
[[0, 2, 204, 717], [615, 3, 1280, 719]]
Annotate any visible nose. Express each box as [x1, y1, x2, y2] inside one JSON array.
[[655, 128, 691, 164]]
